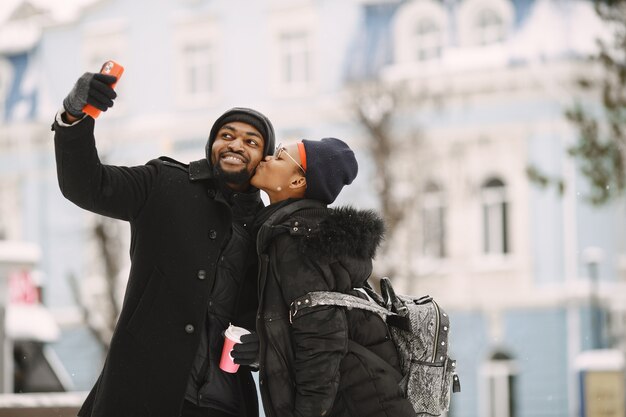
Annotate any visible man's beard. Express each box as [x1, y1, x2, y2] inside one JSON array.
[[213, 163, 252, 186]]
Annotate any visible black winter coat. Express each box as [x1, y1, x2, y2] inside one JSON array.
[[255, 200, 415, 417], [52, 117, 259, 417]]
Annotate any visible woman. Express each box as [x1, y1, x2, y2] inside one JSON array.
[[249, 138, 415, 417]]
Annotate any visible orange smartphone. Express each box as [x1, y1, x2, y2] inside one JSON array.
[[83, 60, 124, 119]]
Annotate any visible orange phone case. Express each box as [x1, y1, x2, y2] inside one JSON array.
[[83, 60, 124, 119]]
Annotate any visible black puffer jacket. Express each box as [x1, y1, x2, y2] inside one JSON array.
[[255, 199, 415, 417]]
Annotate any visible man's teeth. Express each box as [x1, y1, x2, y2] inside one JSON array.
[[224, 156, 244, 163]]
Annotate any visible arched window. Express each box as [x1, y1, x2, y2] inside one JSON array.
[[475, 8, 505, 45], [414, 18, 443, 61], [393, 0, 447, 65], [481, 351, 518, 417], [481, 178, 509, 255], [457, 0, 513, 47]]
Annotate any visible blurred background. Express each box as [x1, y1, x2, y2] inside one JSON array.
[[0, 0, 625, 416]]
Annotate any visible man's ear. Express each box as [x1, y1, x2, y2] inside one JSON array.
[[289, 175, 307, 190]]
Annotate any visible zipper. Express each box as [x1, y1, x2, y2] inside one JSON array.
[[431, 300, 441, 363]]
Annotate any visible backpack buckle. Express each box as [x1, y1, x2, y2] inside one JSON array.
[[289, 295, 311, 324]]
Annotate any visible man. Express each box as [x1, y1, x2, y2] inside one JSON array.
[[52, 71, 274, 417]]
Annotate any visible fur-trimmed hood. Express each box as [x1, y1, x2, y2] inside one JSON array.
[[298, 206, 385, 260], [256, 200, 385, 260]]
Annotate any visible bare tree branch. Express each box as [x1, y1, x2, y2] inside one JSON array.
[[67, 272, 110, 352], [93, 218, 122, 330], [349, 79, 432, 282], [66, 216, 124, 355]]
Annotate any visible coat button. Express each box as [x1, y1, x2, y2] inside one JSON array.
[[185, 324, 195, 334], [197, 270, 206, 280], [208, 230, 217, 240], [207, 189, 216, 198]]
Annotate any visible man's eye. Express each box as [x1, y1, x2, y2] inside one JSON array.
[[247, 139, 259, 146], [222, 133, 233, 139]]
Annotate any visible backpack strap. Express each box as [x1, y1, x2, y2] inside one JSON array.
[[290, 288, 414, 331], [289, 291, 391, 323], [380, 277, 408, 316], [361, 282, 385, 306]]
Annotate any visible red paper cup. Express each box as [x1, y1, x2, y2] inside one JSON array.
[[219, 324, 251, 373]]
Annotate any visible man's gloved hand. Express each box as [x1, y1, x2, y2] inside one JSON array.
[[63, 72, 118, 118], [231, 332, 259, 367]]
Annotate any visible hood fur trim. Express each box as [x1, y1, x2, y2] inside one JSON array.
[[299, 206, 385, 259]]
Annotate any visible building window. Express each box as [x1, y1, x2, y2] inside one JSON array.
[[82, 21, 128, 114], [268, 5, 317, 97], [481, 351, 517, 417], [475, 8, 505, 45], [82, 22, 128, 77], [421, 182, 446, 258], [457, 0, 513, 47], [181, 42, 214, 97], [173, 16, 220, 107], [393, 0, 447, 65], [279, 32, 311, 89], [414, 18, 442, 61], [0, 58, 13, 122], [481, 178, 509, 255]]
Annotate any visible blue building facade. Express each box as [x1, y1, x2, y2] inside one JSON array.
[[1, 0, 623, 415]]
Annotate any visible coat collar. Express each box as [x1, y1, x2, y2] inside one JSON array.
[[189, 159, 213, 181]]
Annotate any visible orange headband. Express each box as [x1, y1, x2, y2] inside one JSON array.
[[297, 142, 307, 172]]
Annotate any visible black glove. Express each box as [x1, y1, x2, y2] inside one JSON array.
[[63, 72, 118, 118], [231, 332, 259, 367]]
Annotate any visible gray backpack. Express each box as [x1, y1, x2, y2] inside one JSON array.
[[289, 277, 460, 416]]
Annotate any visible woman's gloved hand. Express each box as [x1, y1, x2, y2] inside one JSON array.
[[231, 332, 259, 368]]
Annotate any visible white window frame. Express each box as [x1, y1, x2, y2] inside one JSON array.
[[481, 178, 510, 256], [81, 19, 129, 117], [480, 357, 518, 417], [414, 17, 443, 62], [279, 31, 311, 89], [421, 182, 447, 259], [174, 16, 220, 108], [268, 6, 318, 97], [393, 0, 447, 65], [475, 8, 506, 45], [0, 58, 13, 123], [457, 0, 514, 47]]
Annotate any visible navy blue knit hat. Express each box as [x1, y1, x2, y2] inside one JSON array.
[[205, 107, 275, 167], [302, 138, 358, 204]]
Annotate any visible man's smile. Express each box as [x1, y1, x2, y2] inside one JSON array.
[[220, 152, 247, 166]]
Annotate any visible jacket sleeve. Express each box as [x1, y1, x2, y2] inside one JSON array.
[[275, 241, 348, 417], [53, 115, 157, 221]]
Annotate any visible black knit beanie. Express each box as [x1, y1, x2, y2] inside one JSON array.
[[205, 107, 276, 167], [302, 138, 358, 204]]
